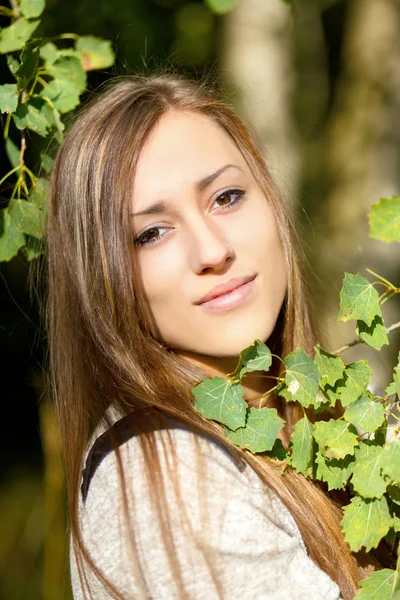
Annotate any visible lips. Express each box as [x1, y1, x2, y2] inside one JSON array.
[[195, 274, 256, 305]]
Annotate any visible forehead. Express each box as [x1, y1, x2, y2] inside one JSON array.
[[132, 110, 246, 205]]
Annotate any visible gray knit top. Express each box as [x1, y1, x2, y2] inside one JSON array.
[[70, 411, 342, 600]]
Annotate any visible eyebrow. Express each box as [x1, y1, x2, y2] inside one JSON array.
[[131, 164, 243, 218]]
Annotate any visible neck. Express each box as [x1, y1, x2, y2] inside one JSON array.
[[175, 350, 282, 410]]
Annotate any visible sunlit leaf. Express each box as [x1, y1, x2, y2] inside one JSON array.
[[47, 56, 86, 95], [283, 348, 320, 408], [313, 419, 358, 460], [8, 199, 44, 239], [204, 0, 239, 15], [354, 569, 396, 600], [231, 339, 272, 380], [380, 437, 400, 485], [351, 442, 387, 499], [369, 196, 400, 243], [192, 377, 247, 430], [13, 97, 53, 137], [338, 273, 381, 326], [224, 407, 284, 453], [20, 0, 45, 19], [385, 353, 400, 398], [341, 495, 392, 552], [315, 451, 354, 491], [356, 316, 389, 351], [0, 19, 40, 54], [344, 394, 385, 433], [288, 416, 314, 476], [0, 209, 25, 261], [40, 79, 80, 114], [325, 360, 373, 407], [0, 83, 18, 114], [314, 344, 345, 388], [76, 36, 115, 70]]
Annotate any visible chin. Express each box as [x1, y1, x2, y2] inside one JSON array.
[[196, 317, 278, 358]]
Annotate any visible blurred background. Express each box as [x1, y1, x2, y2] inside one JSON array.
[[1, 0, 399, 598]]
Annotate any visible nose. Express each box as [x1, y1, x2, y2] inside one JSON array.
[[187, 216, 235, 274]]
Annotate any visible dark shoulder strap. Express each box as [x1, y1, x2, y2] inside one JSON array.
[[81, 408, 245, 504]]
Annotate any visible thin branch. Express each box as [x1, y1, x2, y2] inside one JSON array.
[[332, 320, 400, 355]]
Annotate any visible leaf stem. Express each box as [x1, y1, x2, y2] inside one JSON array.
[[0, 164, 21, 187], [0, 6, 14, 16], [331, 321, 400, 354], [55, 33, 80, 40], [366, 268, 396, 290], [4, 112, 11, 139]]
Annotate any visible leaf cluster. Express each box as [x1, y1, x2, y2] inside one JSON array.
[[192, 198, 400, 598], [0, 0, 115, 261]]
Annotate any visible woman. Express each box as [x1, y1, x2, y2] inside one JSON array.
[[46, 72, 370, 600]]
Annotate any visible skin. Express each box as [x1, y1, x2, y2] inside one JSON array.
[[131, 110, 287, 406]]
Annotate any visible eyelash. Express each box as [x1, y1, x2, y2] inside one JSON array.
[[134, 188, 246, 248]]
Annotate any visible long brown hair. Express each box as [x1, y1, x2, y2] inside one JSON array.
[[46, 71, 368, 599]]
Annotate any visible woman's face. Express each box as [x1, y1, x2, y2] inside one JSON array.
[[130, 110, 287, 359]]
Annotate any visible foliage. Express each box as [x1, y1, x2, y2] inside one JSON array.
[[0, 0, 115, 262], [192, 197, 400, 598]]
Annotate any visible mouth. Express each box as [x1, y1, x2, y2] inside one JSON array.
[[196, 274, 257, 312]]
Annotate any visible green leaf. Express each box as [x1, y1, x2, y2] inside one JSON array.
[[313, 420, 358, 460], [76, 36, 115, 70], [231, 339, 272, 380], [13, 97, 54, 137], [0, 209, 25, 261], [40, 79, 80, 114], [20, 0, 45, 19], [315, 451, 354, 491], [283, 348, 320, 408], [381, 438, 400, 485], [351, 442, 388, 498], [204, 0, 239, 14], [386, 353, 400, 398], [39, 41, 58, 64], [354, 569, 396, 600], [47, 56, 86, 95], [40, 153, 53, 174], [30, 177, 49, 212], [8, 199, 44, 239], [288, 416, 314, 476], [5, 137, 20, 168], [0, 19, 40, 54], [7, 55, 20, 78], [314, 344, 345, 388], [325, 360, 373, 407], [341, 495, 392, 552], [40, 42, 81, 66], [356, 315, 389, 351], [267, 438, 288, 461], [369, 196, 400, 243], [0, 83, 18, 114], [338, 272, 381, 326], [22, 234, 44, 260], [192, 377, 247, 430], [224, 407, 284, 453], [15, 39, 41, 90], [344, 394, 385, 433]]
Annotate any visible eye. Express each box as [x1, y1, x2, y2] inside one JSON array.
[[213, 188, 246, 211], [134, 226, 168, 247]]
